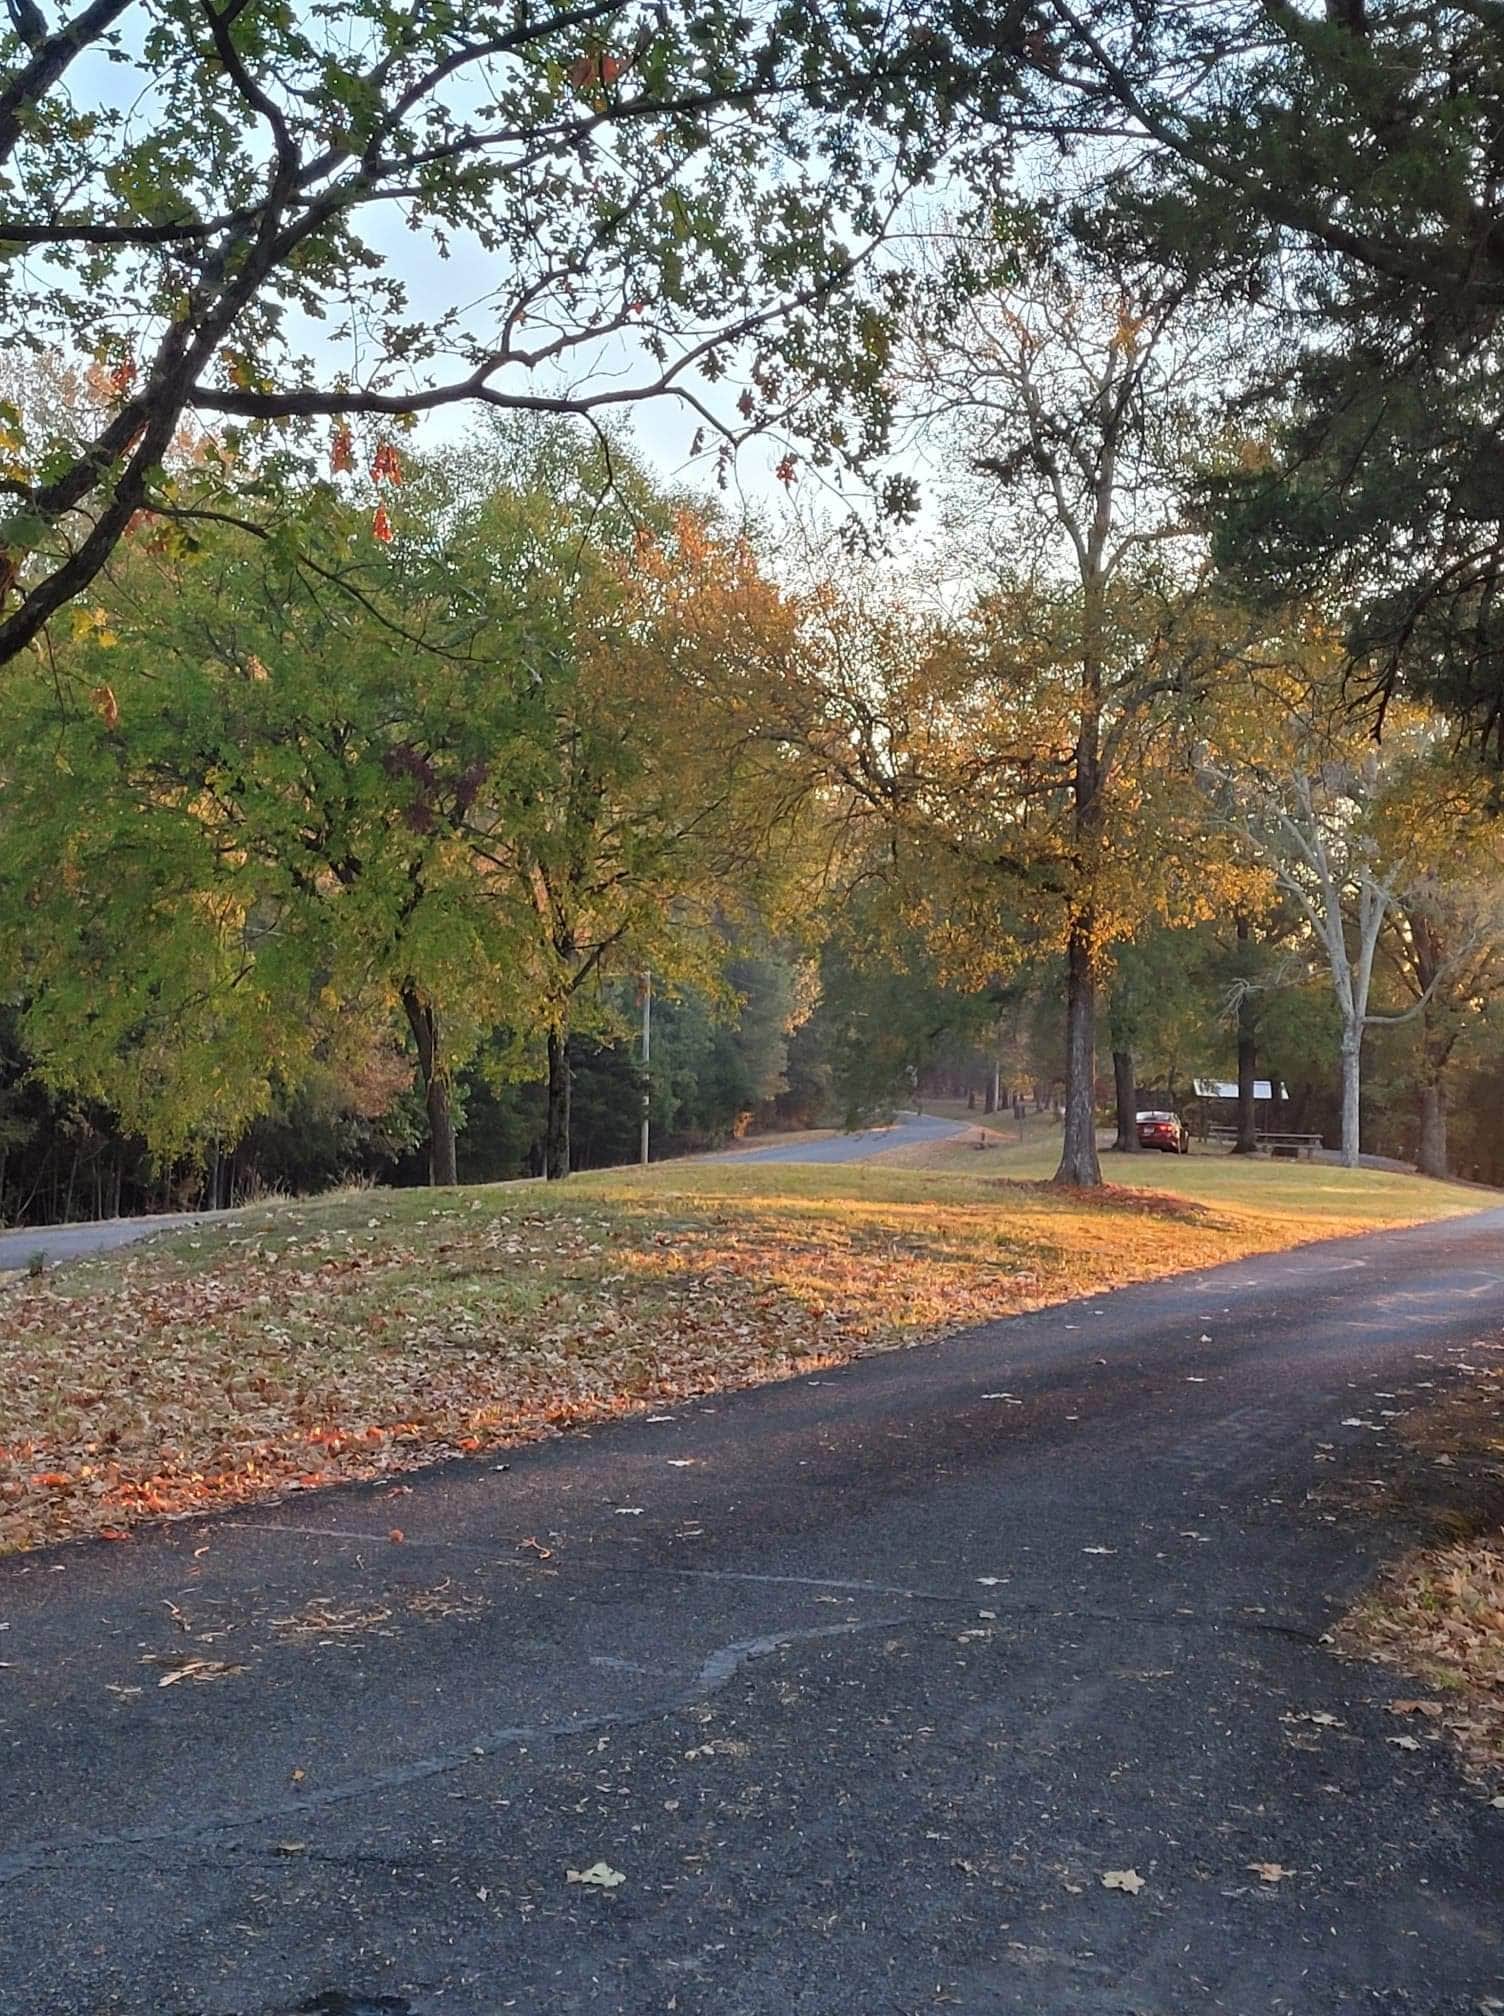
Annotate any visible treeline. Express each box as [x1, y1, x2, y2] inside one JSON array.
[[4, 0, 1504, 1215], [0, 951, 834, 1222], [3, 376, 1504, 1219]]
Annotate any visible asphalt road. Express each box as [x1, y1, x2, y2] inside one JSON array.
[[713, 1109, 970, 1164], [0, 1209, 215, 1272], [0, 1116, 965, 1275], [4, 1210, 1504, 2016]]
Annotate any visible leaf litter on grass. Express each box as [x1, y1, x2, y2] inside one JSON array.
[[1, 1160, 1488, 1554]]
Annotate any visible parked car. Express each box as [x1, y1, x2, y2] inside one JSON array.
[[1136, 1109, 1190, 1154]]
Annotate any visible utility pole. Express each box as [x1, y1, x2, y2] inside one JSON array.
[[639, 970, 652, 1167]]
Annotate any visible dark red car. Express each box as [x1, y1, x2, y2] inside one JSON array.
[[1135, 1109, 1190, 1154]]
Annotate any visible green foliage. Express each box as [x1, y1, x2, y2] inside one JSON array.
[[1076, 1, 1504, 746], [0, 421, 810, 1178], [0, 0, 1046, 664]]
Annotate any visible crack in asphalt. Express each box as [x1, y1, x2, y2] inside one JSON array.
[[0, 1587, 1327, 1887], [0, 1615, 898, 1883]]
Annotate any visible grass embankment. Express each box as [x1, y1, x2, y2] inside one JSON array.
[[0, 1147, 1489, 1554]]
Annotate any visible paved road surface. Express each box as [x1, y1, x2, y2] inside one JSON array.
[[0, 1209, 216, 1272], [3, 1210, 1504, 2014], [716, 1109, 969, 1164], [0, 1117, 967, 1275]]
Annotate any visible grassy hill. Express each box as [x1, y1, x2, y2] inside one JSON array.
[[0, 1140, 1490, 1553]]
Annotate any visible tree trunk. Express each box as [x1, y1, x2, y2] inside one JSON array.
[[545, 1026, 571, 1181], [984, 1066, 998, 1115], [401, 986, 458, 1186], [1417, 1081, 1449, 1178], [1233, 913, 1259, 1154], [1111, 1047, 1138, 1151], [1339, 1030, 1361, 1169], [1055, 921, 1102, 1185], [1233, 1020, 1259, 1154]]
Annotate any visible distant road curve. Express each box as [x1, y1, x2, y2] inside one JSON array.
[[712, 1108, 970, 1166]]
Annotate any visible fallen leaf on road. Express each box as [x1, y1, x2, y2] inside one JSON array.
[[666, 1459, 694, 1468], [1282, 1710, 1343, 1728], [613, 1506, 643, 1515], [155, 1658, 245, 1687], [567, 1861, 625, 1889], [1101, 1869, 1145, 1894], [1388, 1734, 1423, 1751], [1389, 1699, 1444, 1718], [276, 1841, 307, 1855], [387, 1528, 404, 1543], [1083, 1546, 1116, 1556], [97, 1527, 130, 1541], [1247, 1862, 1296, 1883]]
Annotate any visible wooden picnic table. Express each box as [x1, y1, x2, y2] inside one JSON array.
[[1204, 1125, 1324, 1159]]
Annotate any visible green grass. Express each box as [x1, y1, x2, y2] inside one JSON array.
[[897, 1102, 1485, 1228]]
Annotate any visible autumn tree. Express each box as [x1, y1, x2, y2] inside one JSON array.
[[902, 247, 1249, 1183], [462, 450, 810, 1179], [1373, 766, 1504, 1177], [1197, 650, 1496, 1168]]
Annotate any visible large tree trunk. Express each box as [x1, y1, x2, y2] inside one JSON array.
[[545, 1026, 571, 1181], [1055, 921, 1102, 1186], [1339, 1029, 1361, 1169], [1417, 1081, 1449, 1178], [402, 986, 458, 1186], [1111, 1047, 1138, 1151], [984, 1068, 998, 1116]]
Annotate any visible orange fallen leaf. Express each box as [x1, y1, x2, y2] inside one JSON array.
[[388, 1527, 405, 1543]]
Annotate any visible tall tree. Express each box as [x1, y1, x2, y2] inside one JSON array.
[[908, 249, 1241, 1183], [0, 485, 537, 1176], [486, 502, 807, 1177]]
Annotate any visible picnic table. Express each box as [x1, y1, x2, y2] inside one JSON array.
[[1205, 1125, 1324, 1160]]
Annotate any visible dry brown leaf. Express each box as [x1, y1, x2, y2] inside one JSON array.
[[1247, 1861, 1296, 1884], [1100, 1869, 1145, 1894], [155, 1658, 245, 1687], [566, 1861, 625, 1889]]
